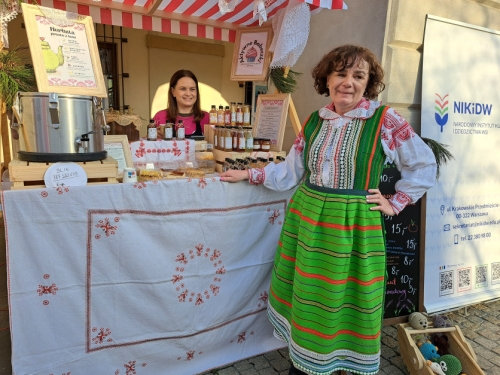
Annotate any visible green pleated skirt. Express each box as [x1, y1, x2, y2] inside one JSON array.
[[268, 181, 387, 375]]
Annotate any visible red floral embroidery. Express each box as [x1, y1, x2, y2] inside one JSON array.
[[41, 191, 48, 197], [268, 209, 280, 224], [92, 327, 112, 344], [249, 168, 265, 185], [95, 217, 118, 237], [134, 182, 147, 189], [198, 178, 207, 189], [124, 360, 136, 375], [258, 291, 269, 307], [381, 111, 415, 150], [237, 331, 246, 343], [37, 283, 58, 296], [135, 141, 146, 158], [186, 350, 195, 361], [293, 131, 305, 153], [174, 244, 223, 304], [55, 186, 70, 194]]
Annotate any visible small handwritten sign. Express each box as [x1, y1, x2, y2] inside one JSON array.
[[44, 162, 88, 188]]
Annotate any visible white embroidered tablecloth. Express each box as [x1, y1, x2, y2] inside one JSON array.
[[2, 178, 294, 375], [130, 139, 196, 169]]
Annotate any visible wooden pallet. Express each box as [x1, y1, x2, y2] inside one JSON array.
[[397, 322, 484, 375], [8, 157, 118, 190]]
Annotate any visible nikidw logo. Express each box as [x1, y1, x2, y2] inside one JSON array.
[[435, 93, 449, 132]]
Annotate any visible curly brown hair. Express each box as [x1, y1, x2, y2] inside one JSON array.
[[312, 45, 385, 100]]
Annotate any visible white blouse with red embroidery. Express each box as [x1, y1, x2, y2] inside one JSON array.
[[248, 98, 437, 214]]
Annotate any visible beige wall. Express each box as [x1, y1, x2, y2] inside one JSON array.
[[6, 0, 500, 145], [381, 0, 500, 134]]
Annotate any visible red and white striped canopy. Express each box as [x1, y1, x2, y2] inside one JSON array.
[[29, 0, 347, 42]]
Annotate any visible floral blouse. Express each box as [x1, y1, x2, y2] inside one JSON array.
[[248, 98, 437, 214]]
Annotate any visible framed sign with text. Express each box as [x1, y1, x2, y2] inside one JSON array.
[[230, 27, 273, 82], [21, 3, 107, 97], [253, 94, 290, 152], [104, 135, 133, 176]]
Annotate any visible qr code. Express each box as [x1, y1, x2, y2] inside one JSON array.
[[458, 268, 471, 292], [439, 270, 453, 296], [492, 262, 500, 285], [475, 265, 488, 288]]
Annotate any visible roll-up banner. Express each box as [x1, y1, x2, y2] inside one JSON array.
[[421, 15, 500, 313]]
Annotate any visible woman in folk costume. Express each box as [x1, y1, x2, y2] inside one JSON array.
[[220, 44, 436, 375]]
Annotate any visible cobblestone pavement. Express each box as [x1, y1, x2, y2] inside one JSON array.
[[200, 300, 500, 375]]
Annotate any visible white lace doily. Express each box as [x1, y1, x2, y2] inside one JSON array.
[[39, 6, 86, 27], [0, 0, 19, 49], [269, 0, 310, 69], [218, 0, 238, 15]]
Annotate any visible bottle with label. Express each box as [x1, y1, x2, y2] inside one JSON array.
[[244, 127, 254, 152], [253, 137, 261, 152], [232, 127, 239, 151], [177, 120, 185, 140], [209, 105, 217, 125], [213, 126, 219, 150], [261, 138, 271, 151], [218, 126, 226, 151], [224, 106, 231, 126], [237, 127, 246, 152], [230, 102, 237, 126], [217, 105, 225, 126], [165, 122, 173, 140], [147, 119, 158, 141], [224, 127, 233, 152], [243, 105, 251, 126], [236, 103, 243, 126]]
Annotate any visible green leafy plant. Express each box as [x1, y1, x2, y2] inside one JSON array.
[[268, 67, 302, 94], [0, 46, 37, 109], [422, 137, 454, 180]]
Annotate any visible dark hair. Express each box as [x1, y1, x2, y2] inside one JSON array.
[[167, 69, 204, 122], [311, 45, 385, 100]]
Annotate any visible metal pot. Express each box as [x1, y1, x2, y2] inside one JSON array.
[[12, 92, 109, 162]]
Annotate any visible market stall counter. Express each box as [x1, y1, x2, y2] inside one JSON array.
[[1, 178, 294, 374]]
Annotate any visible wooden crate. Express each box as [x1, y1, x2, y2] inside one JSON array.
[[8, 157, 118, 190], [397, 322, 484, 375]]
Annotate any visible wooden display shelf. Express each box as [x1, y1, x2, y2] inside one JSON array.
[[8, 157, 118, 190], [397, 322, 484, 375], [213, 149, 286, 162]]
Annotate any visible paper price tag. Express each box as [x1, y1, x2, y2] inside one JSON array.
[[44, 162, 88, 188]]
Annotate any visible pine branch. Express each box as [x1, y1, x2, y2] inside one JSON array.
[[268, 68, 302, 94], [0, 46, 37, 110], [422, 137, 454, 180]]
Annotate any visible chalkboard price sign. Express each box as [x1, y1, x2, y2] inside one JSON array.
[[379, 163, 421, 320]]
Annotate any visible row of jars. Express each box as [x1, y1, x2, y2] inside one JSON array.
[[209, 103, 251, 127], [214, 126, 271, 152], [223, 156, 285, 171]]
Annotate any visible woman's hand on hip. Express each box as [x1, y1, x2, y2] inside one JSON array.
[[366, 188, 395, 216], [219, 169, 249, 183]]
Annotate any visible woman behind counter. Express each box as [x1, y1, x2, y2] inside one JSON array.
[[153, 69, 210, 138], [220, 45, 436, 375]]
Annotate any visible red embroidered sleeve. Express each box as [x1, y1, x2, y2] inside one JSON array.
[[381, 109, 416, 150], [248, 168, 265, 185], [389, 191, 412, 215], [293, 131, 305, 154]]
